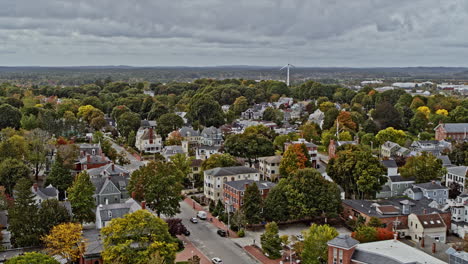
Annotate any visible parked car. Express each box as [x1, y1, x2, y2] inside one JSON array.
[[217, 229, 227, 237], [190, 217, 198, 223], [184, 229, 190, 236], [197, 211, 207, 220], [295, 234, 304, 241], [211, 257, 223, 264]]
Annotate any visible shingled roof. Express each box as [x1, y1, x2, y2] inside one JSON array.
[[327, 234, 359, 249], [204, 166, 259, 177]]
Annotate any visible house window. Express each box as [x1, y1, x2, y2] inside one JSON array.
[[333, 248, 337, 264], [339, 249, 343, 263], [108, 211, 112, 218]]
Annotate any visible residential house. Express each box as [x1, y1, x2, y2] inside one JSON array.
[[435, 123, 468, 141], [276, 97, 293, 107], [90, 175, 130, 205], [241, 108, 263, 120], [445, 166, 468, 192], [223, 180, 276, 211], [258, 156, 282, 181], [143, 90, 155, 97], [75, 143, 110, 171], [408, 213, 447, 243], [446, 248, 468, 264], [328, 139, 358, 159], [162, 145, 186, 161], [285, 138, 318, 167], [200, 126, 223, 146], [140, 120, 156, 129], [31, 183, 58, 205], [290, 103, 303, 119], [204, 166, 260, 201], [308, 109, 324, 129], [326, 235, 447, 264], [376, 175, 415, 199], [410, 140, 452, 156], [189, 159, 203, 185], [342, 197, 451, 235], [95, 199, 143, 229], [448, 194, 468, 237], [381, 160, 398, 176], [381, 141, 403, 158], [87, 163, 130, 178], [179, 127, 202, 145], [135, 127, 163, 154], [195, 145, 220, 160], [404, 181, 449, 205]]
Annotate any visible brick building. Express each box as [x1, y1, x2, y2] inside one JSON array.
[[434, 122, 468, 141], [223, 180, 276, 211]]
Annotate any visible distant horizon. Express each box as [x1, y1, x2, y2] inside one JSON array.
[[2, 65, 468, 69]]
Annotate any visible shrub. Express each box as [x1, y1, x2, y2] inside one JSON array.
[[238, 228, 245, 237]]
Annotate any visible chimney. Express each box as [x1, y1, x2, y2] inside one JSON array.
[[432, 243, 436, 253], [244, 184, 249, 192], [431, 180, 436, 185], [149, 128, 154, 144], [33, 183, 38, 192], [421, 237, 425, 247], [111, 163, 115, 171], [86, 154, 91, 163], [423, 209, 427, 215], [80, 151, 84, 157], [131, 191, 136, 199], [141, 201, 146, 210]]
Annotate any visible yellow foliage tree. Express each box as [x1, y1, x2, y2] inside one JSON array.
[[416, 106, 431, 118], [435, 109, 448, 116], [42, 222, 84, 263]]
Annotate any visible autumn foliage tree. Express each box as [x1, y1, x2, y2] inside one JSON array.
[[279, 143, 311, 177], [42, 223, 84, 263]]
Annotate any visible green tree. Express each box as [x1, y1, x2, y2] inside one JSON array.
[[128, 161, 183, 217], [224, 133, 274, 166], [367, 217, 383, 228], [300, 122, 321, 142], [201, 153, 239, 171], [263, 183, 290, 222], [187, 94, 224, 127], [26, 129, 50, 181], [117, 111, 141, 139], [5, 252, 59, 264], [284, 169, 342, 220], [242, 182, 263, 225], [449, 142, 468, 166], [101, 210, 178, 264], [302, 224, 338, 264], [327, 146, 386, 199], [45, 155, 72, 200], [400, 152, 446, 183], [38, 199, 71, 236], [323, 108, 339, 130], [261, 222, 282, 259], [0, 104, 21, 129], [449, 106, 468, 123], [375, 127, 407, 145], [67, 171, 95, 223], [0, 158, 30, 195], [8, 178, 40, 247], [352, 225, 377, 243], [410, 111, 429, 133], [0, 134, 28, 162], [263, 107, 284, 124], [156, 113, 184, 140], [273, 133, 298, 153], [111, 105, 131, 120], [231, 96, 249, 115], [372, 102, 402, 129]]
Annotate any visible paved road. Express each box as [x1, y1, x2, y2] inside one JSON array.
[[176, 201, 259, 264], [109, 140, 145, 172]]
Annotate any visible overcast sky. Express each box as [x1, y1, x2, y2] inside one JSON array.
[[1, 0, 467, 67]]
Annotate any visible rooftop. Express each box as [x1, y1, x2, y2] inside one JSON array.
[[416, 214, 446, 228], [327, 234, 359, 249], [413, 181, 448, 190], [225, 180, 276, 191], [205, 166, 259, 177], [447, 166, 468, 176], [381, 159, 398, 168]]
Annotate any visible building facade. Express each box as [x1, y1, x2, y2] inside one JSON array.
[[204, 166, 260, 201]]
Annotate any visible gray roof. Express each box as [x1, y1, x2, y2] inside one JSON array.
[[225, 180, 276, 191], [389, 175, 415, 183], [327, 234, 359, 249], [205, 166, 259, 177], [179, 126, 200, 137], [98, 204, 131, 221], [90, 175, 129, 195], [140, 120, 157, 128], [258, 155, 282, 163], [381, 160, 398, 168], [440, 123, 468, 133], [38, 185, 58, 197], [438, 155, 452, 166], [78, 155, 110, 165], [352, 249, 402, 264], [163, 145, 185, 155], [447, 166, 468, 177], [409, 187, 422, 193], [87, 163, 129, 177], [413, 182, 448, 190], [343, 197, 444, 218], [82, 228, 103, 257]]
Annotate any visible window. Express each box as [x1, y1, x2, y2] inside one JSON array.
[[333, 248, 337, 264], [339, 249, 343, 263], [108, 211, 112, 218]]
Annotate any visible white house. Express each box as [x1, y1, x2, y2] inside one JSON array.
[[258, 156, 282, 181], [445, 166, 468, 192], [135, 127, 163, 153], [31, 183, 59, 205]]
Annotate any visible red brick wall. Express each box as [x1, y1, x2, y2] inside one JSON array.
[[435, 126, 446, 141], [327, 246, 356, 264]]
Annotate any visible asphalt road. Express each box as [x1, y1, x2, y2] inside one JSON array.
[[109, 140, 145, 172], [176, 201, 259, 264]]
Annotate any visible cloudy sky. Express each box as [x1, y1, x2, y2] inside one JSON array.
[[1, 0, 467, 67]]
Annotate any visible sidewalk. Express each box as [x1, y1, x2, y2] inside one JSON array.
[[244, 245, 282, 264], [183, 197, 239, 238], [176, 235, 211, 264]]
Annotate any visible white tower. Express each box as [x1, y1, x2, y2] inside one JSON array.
[[280, 64, 294, 86]]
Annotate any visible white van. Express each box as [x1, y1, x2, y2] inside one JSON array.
[[197, 210, 207, 220]]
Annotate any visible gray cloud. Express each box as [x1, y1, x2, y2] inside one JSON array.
[[1, 0, 468, 66]]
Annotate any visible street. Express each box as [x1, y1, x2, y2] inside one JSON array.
[[176, 201, 259, 264], [109, 140, 145, 172]]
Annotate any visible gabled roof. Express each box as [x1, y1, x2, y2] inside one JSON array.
[[327, 234, 359, 249], [389, 175, 415, 183], [90, 175, 129, 195], [258, 155, 282, 163], [438, 123, 468, 133], [87, 163, 129, 177], [413, 181, 448, 190], [205, 166, 259, 177], [139, 128, 160, 140], [179, 127, 200, 137], [447, 166, 468, 177], [225, 180, 276, 191]]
